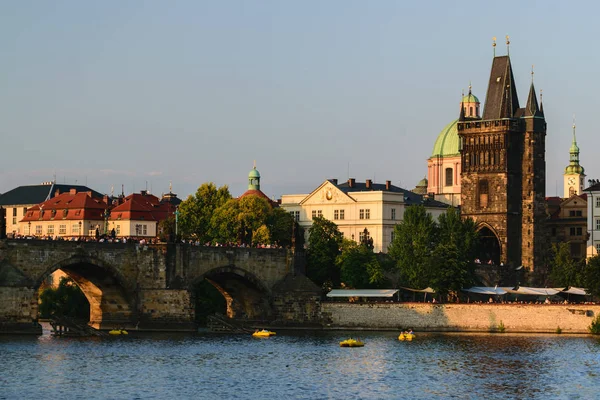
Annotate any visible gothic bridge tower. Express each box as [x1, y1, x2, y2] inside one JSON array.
[[457, 39, 547, 274]]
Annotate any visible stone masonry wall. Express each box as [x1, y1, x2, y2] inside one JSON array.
[[137, 289, 195, 331], [321, 302, 600, 334]]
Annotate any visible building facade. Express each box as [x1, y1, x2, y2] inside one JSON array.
[[457, 52, 547, 272], [280, 178, 448, 253], [0, 182, 103, 238], [547, 195, 588, 260], [585, 181, 600, 258]]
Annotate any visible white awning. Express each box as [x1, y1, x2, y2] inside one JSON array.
[[399, 287, 436, 293], [326, 289, 399, 298], [463, 287, 507, 295], [508, 287, 560, 296], [561, 287, 588, 296]]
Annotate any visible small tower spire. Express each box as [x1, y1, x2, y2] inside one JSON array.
[[539, 89, 544, 115], [492, 36, 496, 57], [506, 35, 510, 56], [531, 65, 534, 83], [169, 181, 172, 193]]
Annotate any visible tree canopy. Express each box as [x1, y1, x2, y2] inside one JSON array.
[[548, 243, 582, 287], [306, 216, 344, 288], [178, 183, 232, 242]]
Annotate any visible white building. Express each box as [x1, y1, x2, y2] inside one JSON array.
[[585, 181, 600, 258], [280, 178, 449, 253]]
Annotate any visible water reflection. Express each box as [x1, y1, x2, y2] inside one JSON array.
[[1, 331, 599, 399]]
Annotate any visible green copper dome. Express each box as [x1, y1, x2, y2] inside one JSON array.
[[570, 142, 580, 153], [248, 167, 260, 179], [462, 93, 479, 103], [565, 165, 585, 175], [417, 177, 428, 187], [431, 119, 460, 157]]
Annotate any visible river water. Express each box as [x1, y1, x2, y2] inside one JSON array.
[[1, 325, 600, 399]]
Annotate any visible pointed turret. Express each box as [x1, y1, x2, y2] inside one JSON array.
[[483, 56, 520, 120], [525, 82, 542, 117]]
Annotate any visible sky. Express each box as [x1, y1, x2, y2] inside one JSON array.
[[1, 0, 599, 200]]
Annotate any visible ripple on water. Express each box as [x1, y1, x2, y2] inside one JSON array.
[[1, 331, 600, 399]]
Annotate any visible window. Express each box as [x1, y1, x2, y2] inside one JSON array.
[[597, 219, 600, 230], [577, 227, 583, 236], [479, 180, 489, 208], [12, 208, 16, 216], [312, 210, 316, 219], [334, 210, 339, 220], [359, 209, 365, 219], [294, 211, 300, 222], [143, 225, 147, 235], [597, 197, 600, 208], [391, 208, 396, 220], [72, 224, 80, 234], [365, 209, 370, 219], [569, 210, 575, 217], [59, 225, 66, 234], [391, 231, 395, 242], [445, 168, 453, 186], [339, 210, 345, 220], [47, 225, 54, 234], [317, 210, 322, 218], [596, 243, 600, 254], [12, 217, 16, 224], [116, 225, 121, 235], [576, 210, 582, 217], [359, 230, 371, 243], [570, 227, 576, 236], [35, 225, 42, 235]]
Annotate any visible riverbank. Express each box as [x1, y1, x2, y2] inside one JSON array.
[[320, 302, 600, 334]]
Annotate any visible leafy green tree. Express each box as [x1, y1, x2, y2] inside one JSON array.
[[307, 216, 344, 288], [253, 224, 271, 245], [549, 243, 581, 287], [238, 196, 271, 244], [429, 242, 475, 300], [388, 205, 437, 289], [178, 183, 231, 241], [337, 239, 385, 288], [158, 216, 176, 242], [267, 207, 294, 247], [582, 254, 600, 297], [210, 199, 241, 244], [39, 277, 90, 320]]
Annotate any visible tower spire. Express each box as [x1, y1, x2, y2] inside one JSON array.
[[506, 35, 510, 56], [492, 36, 496, 57]]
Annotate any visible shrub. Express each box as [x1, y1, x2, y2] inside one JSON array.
[[589, 315, 600, 335]]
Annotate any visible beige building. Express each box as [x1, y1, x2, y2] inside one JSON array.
[[585, 181, 600, 258], [280, 178, 448, 253], [0, 182, 103, 238]]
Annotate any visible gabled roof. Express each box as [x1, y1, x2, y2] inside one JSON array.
[[0, 183, 103, 206], [584, 182, 600, 192], [109, 192, 174, 222], [21, 192, 108, 222]]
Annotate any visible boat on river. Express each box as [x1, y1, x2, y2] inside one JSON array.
[[339, 338, 364, 347], [252, 329, 276, 338], [398, 332, 415, 341], [109, 329, 128, 335]]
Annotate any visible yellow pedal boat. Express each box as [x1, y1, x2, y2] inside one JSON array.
[[398, 333, 415, 341], [109, 329, 128, 335], [252, 329, 276, 338], [339, 338, 364, 347]]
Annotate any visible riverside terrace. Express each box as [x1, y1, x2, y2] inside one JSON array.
[[0, 239, 320, 334]]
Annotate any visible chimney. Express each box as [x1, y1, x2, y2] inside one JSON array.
[[141, 190, 148, 196], [331, 179, 338, 185], [348, 178, 355, 188], [385, 180, 391, 190], [69, 188, 77, 195], [54, 189, 60, 197], [103, 195, 109, 204], [366, 179, 372, 189]]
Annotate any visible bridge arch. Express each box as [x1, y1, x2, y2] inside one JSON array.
[[191, 265, 273, 321], [36, 255, 136, 330]]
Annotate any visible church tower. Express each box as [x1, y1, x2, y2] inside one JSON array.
[[457, 39, 547, 274], [563, 122, 585, 197]]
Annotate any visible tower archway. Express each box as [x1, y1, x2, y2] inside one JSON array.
[[476, 224, 502, 266]]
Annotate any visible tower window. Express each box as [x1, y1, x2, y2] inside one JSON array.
[[479, 180, 489, 209], [445, 168, 453, 186]]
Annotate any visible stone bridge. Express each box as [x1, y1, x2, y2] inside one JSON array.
[[0, 240, 321, 334]]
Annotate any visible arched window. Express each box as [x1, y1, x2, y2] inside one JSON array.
[[479, 180, 489, 208], [445, 168, 453, 186]]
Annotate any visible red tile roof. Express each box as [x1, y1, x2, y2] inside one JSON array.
[[21, 191, 108, 222]]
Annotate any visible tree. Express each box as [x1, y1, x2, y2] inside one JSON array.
[[549, 243, 581, 287], [38, 277, 90, 320], [306, 216, 344, 288], [178, 183, 231, 242], [388, 205, 437, 289], [267, 207, 294, 247], [238, 196, 271, 245], [158, 216, 176, 242], [337, 239, 385, 288], [582, 254, 600, 297], [210, 199, 241, 244]]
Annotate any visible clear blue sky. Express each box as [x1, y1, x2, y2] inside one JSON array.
[[1, 1, 598, 199]]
